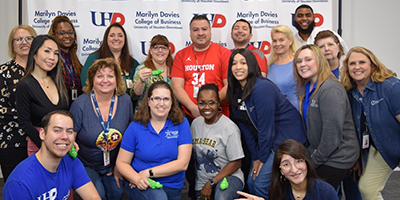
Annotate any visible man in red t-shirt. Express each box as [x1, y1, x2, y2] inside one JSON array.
[[171, 15, 231, 120], [231, 19, 267, 77]]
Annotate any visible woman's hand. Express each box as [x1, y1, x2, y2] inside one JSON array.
[[235, 191, 264, 200], [200, 181, 213, 200], [251, 160, 264, 180], [139, 68, 152, 83], [133, 172, 151, 190], [107, 167, 123, 188]]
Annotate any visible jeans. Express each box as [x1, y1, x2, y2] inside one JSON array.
[[247, 150, 274, 199], [85, 166, 123, 200], [195, 176, 243, 200], [125, 181, 182, 200]]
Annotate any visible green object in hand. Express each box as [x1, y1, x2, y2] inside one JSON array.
[[220, 177, 229, 190], [148, 178, 163, 189], [68, 146, 77, 158], [152, 69, 164, 76]]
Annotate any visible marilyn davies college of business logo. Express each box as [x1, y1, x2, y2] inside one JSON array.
[[91, 11, 126, 26]]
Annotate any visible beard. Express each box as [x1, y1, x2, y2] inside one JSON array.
[[295, 20, 315, 34]]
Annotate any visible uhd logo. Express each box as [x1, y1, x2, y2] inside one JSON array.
[[193, 13, 227, 28], [250, 41, 271, 55], [91, 11, 125, 26]]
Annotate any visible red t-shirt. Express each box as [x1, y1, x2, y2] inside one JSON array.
[[171, 43, 231, 118]]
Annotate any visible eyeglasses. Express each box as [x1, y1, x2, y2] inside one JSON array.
[[55, 30, 75, 36], [13, 36, 34, 44], [151, 45, 168, 51], [198, 101, 218, 108], [150, 96, 171, 103], [280, 159, 306, 171]]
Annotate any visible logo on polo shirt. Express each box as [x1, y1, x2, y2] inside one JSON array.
[[165, 130, 179, 139]]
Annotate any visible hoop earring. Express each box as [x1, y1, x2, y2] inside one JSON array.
[[218, 107, 223, 113], [280, 174, 286, 183]]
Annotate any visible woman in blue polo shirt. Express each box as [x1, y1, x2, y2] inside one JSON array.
[[116, 81, 192, 200], [293, 44, 359, 189]]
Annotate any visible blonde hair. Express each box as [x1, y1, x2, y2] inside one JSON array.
[[83, 58, 126, 96], [294, 44, 335, 101], [268, 25, 297, 66], [341, 46, 396, 91], [8, 25, 37, 59]]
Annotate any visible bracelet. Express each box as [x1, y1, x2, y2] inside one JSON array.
[[149, 169, 154, 178]]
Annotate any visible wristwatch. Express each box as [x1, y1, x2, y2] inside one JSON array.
[[209, 179, 215, 186], [149, 169, 154, 178]]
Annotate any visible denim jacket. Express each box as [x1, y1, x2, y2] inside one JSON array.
[[348, 77, 400, 169]]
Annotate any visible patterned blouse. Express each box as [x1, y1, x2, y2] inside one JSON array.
[[130, 64, 171, 113], [0, 60, 26, 149]]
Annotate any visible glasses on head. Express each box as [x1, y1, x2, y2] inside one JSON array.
[[280, 159, 306, 171], [151, 45, 168, 51], [198, 101, 218, 108], [150, 96, 171, 103], [55, 30, 75, 36], [13, 36, 34, 44]]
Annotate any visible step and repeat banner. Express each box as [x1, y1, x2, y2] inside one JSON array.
[[26, 0, 332, 64]]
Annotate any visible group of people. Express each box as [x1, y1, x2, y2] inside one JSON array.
[[0, 4, 399, 200]]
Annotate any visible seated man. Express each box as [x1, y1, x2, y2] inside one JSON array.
[[3, 110, 100, 200]]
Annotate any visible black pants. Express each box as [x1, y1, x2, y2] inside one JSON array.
[[0, 147, 28, 183], [316, 164, 349, 189]]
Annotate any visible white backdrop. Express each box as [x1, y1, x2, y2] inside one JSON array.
[[26, 0, 332, 64]]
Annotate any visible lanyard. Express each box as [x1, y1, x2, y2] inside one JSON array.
[[62, 55, 75, 87], [193, 45, 210, 73], [91, 91, 115, 150]]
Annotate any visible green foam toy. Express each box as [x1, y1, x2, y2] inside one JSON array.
[[148, 178, 163, 189], [152, 69, 164, 76], [220, 177, 229, 190], [68, 146, 78, 158]]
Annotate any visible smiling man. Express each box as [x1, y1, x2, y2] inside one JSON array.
[[3, 110, 100, 200], [231, 19, 267, 77], [293, 4, 348, 53]]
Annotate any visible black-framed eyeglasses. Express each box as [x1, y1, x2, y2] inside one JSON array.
[[198, 101, 218, 108], [13, 36, 34, 44], [151, 45, 168, 51], [150, 96, 171, 103], [55, 30, 75, 36]]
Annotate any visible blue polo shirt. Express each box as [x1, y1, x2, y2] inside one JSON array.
[[121, 118, 192, 189], [303, 81, 317, 127]]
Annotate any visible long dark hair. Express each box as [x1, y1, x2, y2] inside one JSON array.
[[133, 81, 184, 126], [48, 15, 83, 76], [269, 139, 319, 200], [23, 34, 69, 106], [227, 48, 261, 107], [95, 23, 134, 74]]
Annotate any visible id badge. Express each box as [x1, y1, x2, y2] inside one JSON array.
[[362, 132, 369, 149], [126, 78, 133, 89], [103, 150, 110, 166], [71, 88, 78, 100], [193, 86, 199, 98]]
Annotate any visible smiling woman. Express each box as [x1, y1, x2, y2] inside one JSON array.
[[16, 34, 69, 156], [116, 81, 192, 200], [81, 23, 140, 109], [70, 57, 133, 199]]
